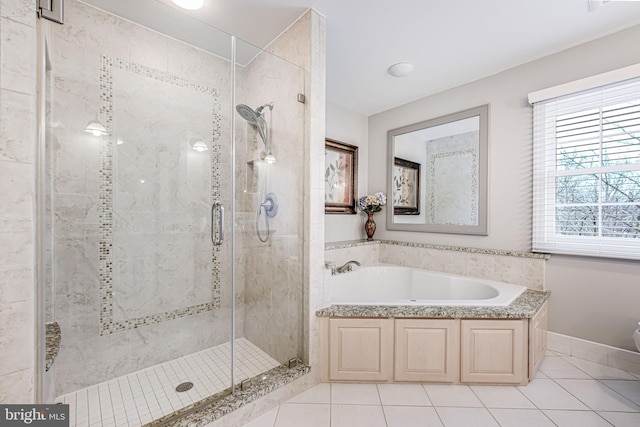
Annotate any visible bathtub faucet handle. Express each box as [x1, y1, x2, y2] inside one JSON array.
[[324, 261, 337, 275], [335, 260, 361, 274]]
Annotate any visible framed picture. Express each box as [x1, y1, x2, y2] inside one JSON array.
[[393, 157, 420, 215], [325, 139, 358, 214]]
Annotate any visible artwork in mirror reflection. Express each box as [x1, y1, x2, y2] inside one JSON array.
[[387, 105, 488, 235], [393, 157, 420, 215]]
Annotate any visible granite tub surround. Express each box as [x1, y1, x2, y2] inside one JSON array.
[[326, 239, 548, 290], [44, 322, 61, 372], [316, 288, 549, 319]]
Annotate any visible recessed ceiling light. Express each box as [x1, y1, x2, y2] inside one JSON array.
[[388, 62, 414, 78], [171, 0, 204, 11]]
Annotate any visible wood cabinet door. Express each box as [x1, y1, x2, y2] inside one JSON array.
[[395, 319, 459, 382], [529, 302, 548, 380], [461, 319, 527, 385], [328, 318, 393, 381]]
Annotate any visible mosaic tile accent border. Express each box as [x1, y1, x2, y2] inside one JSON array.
[[428, 148, 478, 223], [99, 55, 222, 335], [325, 239, 551, 259]]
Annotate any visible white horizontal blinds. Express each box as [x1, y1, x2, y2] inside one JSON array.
[[532, 77, 640, 259]]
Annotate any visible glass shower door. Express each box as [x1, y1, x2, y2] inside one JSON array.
[[39, 1, 307, 425], [40, 0, 238, 423], [232, 38, 306, 389]]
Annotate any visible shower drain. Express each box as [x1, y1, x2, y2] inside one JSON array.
[[175, 382, 194, 393]]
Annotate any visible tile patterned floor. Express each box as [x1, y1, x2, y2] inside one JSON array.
[[56, 338, 280, 427], [244, 351, 640, 427]]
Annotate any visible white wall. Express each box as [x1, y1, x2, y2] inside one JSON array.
[[367, 24, 640, 351], [325, 102, 368, 242]]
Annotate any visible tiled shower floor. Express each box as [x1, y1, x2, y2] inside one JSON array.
[[56, 338, 281, 427]]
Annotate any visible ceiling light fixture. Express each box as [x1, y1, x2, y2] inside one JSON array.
[[388, 62, 414, 78], [171, 0, 204, 11]]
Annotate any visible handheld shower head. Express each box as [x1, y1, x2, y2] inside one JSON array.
[[235, 104, 259, 125], [236, 103, 268, 144], [236, 101, 275, 163]]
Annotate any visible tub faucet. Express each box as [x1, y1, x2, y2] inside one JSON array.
[[335, 260, 361, 274]]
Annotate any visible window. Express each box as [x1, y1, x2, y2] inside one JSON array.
[[532, 75, 640, 259]]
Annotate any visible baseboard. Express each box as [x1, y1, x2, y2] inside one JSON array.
[[547, 331, 640, 375]]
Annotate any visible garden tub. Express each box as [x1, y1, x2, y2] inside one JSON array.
[[328, 265, 526, 307]]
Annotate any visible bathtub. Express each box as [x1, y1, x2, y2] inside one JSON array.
[[327, 265, 526, 307]]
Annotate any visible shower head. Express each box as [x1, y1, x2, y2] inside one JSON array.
[[236, 103, 268, 145], [235, 104, 260, 125], [235, 102, 274, 153]]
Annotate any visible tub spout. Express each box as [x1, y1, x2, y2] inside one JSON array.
[[335, 260, 361, 274]]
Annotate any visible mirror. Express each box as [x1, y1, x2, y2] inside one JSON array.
[[387, 105, 488, 235]]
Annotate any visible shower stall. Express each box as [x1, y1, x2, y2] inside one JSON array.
[[38, 0, 308, 425]]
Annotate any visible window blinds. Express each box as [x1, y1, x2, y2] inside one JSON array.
[[532, 76, 640, 260]]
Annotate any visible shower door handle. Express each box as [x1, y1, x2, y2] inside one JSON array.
[[212, 201, 224, 246]]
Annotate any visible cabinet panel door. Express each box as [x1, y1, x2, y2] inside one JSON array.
[[329, 318, 393, 381], [461, 319, 527, 384], [395, 319, 459, 382], [529, 302, 548, 380]]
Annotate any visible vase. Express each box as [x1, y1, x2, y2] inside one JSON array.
[[364, 212, 376, 241]]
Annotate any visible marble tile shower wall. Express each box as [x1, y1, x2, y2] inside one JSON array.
[[0, 0, 37, 403], [49, 0, 235, 395], [235, 42, 305, 364]]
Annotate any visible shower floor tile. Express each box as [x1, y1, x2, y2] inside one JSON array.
[[56, 338, 281, 427]]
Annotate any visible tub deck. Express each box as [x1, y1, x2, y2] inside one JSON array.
[[316, 289, 549, 319]]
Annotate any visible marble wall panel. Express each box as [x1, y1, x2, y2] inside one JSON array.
[[0, 16, 36, 95], [0, 89, 35, 162]]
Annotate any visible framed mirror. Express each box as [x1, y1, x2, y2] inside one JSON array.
[[387, 105, 489, 235]]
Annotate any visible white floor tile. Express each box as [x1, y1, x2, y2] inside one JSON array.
[[565, 356, 638, 380], [274, 403, 330, 427], [377, 384, 431, 406], [470, 385, 535, 409], [241, 407, 278, 427], [598, 411, 640, 427], [543, 410, 612, 427], [383, 406, 443, 427], [286, 384, 330, 404], [534, 369, 548, 379], [555, 379, 640, 412], [423, 384, 482, 407], [539, 356, 592, 379], [517, 379, 588, 410], [601, 379, 640, 406], [435, 407, 499, 427], [331, 383, 381, 405], [331, 404, 387, 427], [488, 408, 555, 427]]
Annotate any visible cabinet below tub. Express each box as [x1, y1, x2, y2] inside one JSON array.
[[320, 302, 548, 385]]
